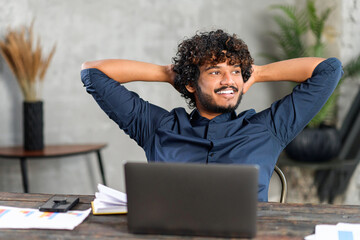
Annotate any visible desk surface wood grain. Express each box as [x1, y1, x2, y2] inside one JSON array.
[[1, 192, 360, 239]]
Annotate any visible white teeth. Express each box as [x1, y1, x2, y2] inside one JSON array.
[[217, 90, 234, 94]]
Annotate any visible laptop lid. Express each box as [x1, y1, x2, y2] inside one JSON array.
[[124, 162, 258, 238]]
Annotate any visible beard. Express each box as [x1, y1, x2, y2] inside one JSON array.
[[195, 84, 243, 114]]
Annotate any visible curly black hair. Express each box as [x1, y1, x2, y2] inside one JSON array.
[[172, 29, 253, 109]]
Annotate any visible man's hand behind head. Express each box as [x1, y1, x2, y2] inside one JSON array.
[[243, 65, 257, 94], [164, 64, 176, 87]]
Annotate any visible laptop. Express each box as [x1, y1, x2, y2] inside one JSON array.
[[124, 162, 259, 238]]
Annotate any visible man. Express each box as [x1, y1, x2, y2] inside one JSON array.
[[81, 29, 343, 201]]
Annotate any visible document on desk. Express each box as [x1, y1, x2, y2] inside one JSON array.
[[305, 223, 360, 240], [0, 205, 91, 230]]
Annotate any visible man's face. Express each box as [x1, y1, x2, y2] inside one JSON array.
[[186, 61, 244, 119]]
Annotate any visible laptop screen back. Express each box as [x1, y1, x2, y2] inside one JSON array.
[[125, 162, 258, 238]]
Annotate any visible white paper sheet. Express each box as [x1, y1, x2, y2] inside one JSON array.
[[315, 225, 341, 240], [305, 223, 360, 240], [0, 205, 91, 230], [97, 183, 127, 203]]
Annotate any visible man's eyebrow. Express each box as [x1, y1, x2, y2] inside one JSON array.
[[205, 65, 220, 71], [204, 64, 241, 71]]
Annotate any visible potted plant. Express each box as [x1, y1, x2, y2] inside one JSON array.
[[265, 0, 360, 162], [0, 21, 56, 150]]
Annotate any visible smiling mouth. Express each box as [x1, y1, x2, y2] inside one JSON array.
[[217, 89, 234, 94], [215, 86, 238, 95]]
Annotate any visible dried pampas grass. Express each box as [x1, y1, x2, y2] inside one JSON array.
[[0, 21, 56, 102]]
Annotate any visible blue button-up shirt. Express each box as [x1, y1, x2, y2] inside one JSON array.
[[81, 58, 343, 201]]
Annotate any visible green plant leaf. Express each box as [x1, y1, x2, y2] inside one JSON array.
[[308, 90, 338, 127], [271, 5, 298, 22], [307, 0, 332, 43], [342, 55, 360, 80], [266, 0, 360, 129], [268, 5, 308, 59]]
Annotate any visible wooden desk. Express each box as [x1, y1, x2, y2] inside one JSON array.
[[1, 192, 360, 239], [0, 144, 107, 193]]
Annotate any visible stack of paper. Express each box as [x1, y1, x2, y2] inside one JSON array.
[[305, 223, 360, 240], [92, 183, 128, 215], [0, 206, 90, 230]]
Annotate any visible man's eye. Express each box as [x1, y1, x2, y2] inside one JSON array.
[[233, 70, 241, 74], [210, 71, 220, 75]]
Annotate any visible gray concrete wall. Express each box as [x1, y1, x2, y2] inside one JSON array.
[[0, 0, 358, 202], [0, 0, 294, 194]]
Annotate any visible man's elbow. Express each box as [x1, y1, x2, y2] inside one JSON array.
[[81, 61, 94, 70]]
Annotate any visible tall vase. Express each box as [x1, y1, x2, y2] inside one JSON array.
[[23, 101, 44, 151]]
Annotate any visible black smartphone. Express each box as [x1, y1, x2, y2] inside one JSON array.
[[39, 196, 79, 212]]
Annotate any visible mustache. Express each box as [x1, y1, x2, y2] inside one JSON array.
[[214, 86, 239, 93]]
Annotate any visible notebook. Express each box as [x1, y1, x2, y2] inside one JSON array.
[[124, 162, 259, 238]]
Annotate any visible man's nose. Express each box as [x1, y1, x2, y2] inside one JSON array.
[[221, 72, 234, 85]]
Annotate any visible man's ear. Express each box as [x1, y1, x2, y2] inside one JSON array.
[[185, 83, 196, 93]]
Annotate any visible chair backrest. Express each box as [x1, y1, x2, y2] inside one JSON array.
[[338, 87, 360, 160], [324, 86, 360, 202], [269, 165, 287, 203]]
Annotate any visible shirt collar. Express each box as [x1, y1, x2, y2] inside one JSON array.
[[190, 109, 236, 126]]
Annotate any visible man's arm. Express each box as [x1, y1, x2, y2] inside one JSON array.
[[81, 59, 174, 85], [81, 60, 173, 148], [243, 57, 326, 94], [249, 57, 342, 146]]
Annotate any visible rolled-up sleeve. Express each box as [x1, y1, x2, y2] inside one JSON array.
[[263, 58, 343, 146], [81, 68, 169, 147]]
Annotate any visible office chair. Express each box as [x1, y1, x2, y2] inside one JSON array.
[[273, 165, 288, 203], [315, 86, 360, 203]]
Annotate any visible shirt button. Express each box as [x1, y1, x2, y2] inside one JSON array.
[[209, 153, 214, 157]]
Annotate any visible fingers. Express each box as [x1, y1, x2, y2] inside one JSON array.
[[164, 64, 176, 85], [243, 83, 251, 94], [243, 76, 254, 94], [243, 65, 257, 94]]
